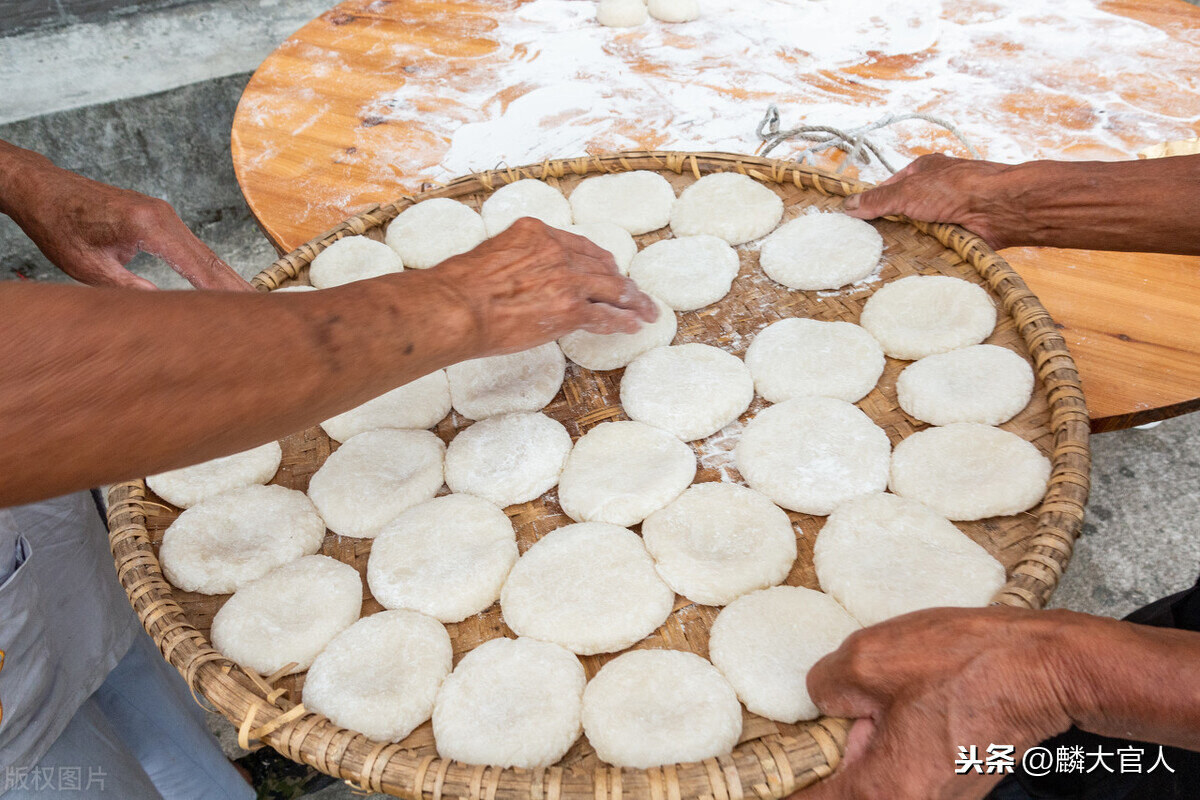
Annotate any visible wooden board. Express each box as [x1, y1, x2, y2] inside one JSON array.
[[229, 0, 1200, 433]]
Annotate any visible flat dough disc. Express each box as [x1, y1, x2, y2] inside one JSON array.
[[210, 555, 362, 676], [307, 429, 445, 539], [568, 171, 675, 234], [628, 236, 739, 311], [308, 235, 402, 288], [565, 222, 637, 274], [669, 172, 784, 245], [500, 522, 675, 655], [433, 637, 586, 768], [896, 344, 1035, 425], [642, 482, 796, 606], [759, 212, 883, 291], [735, 397, 891, 515], [446, 343, 566, 420], [647, 0, 700, 22], [889, 423, 1051, 520], [559, 295, 677, 370], [557, 420, 696, 526], [148, 441, 282, 509], [384, 198, 487, 269], [303, 610, 452, 742], [480, 179, 572, 235], [745, 318, 884, 404], [859, 275, 996, 360], [444, 412, 572, 508], [709, 586, 859, 722], [596, 0, 648, 27], [321, 370, 452, 442], [368, 494, 517, 622], [621, 343, 754, 441], [581, 649, 742, 768], [815, 492, 1007, 624], [160, 484, 326, 595]]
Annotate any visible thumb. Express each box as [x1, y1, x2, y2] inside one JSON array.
[[138, 214, 253, 291], [843, 182, 907, 220]]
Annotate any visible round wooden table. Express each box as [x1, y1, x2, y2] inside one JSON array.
[[230, 0, 1200, 433]]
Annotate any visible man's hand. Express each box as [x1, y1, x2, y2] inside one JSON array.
[[0, 141, 249, 290], [430, 216, 659, 357]]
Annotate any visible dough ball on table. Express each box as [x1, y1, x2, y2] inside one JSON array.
[[148, 441, 282, 509], [480, 179, 572, 235], [896, 344, 1035, 426], [385, 198, 486, 269], [500, 522, 675, 655], [446, 343, 566, 420], [596, 0, 648, 27], [569, 171, 675, 234], [745, 318, 884, 404], [560, 294, 677, 371], [307, 429, 445, 539], [303, 610, 452, 742], [621, 343, 753, 441], [859, 275, 996, 360], [308, 236, 402, 288], [815, 492, 1007, 625], [735, 397, 890, 515], [160, 484, 326, 595], [557, 420, 696, 526], [889, 423, 1050, 520], [368, 494, 517, 622], [648, 0, 700, 22], [759, 212, 882, 291], [433, 637, 585, 768], [670, 172, 784, 245], [444, 412, 572, 508], [565, 222, 637, 274], [320, 370, 451, 442], [642, 482, 796, 606], [709, 586, 859, 722], [581, 650, 742, 768], [211, 555, 362, 676], [628, 236, 739, 311]]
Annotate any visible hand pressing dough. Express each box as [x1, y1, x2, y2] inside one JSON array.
[[307, 429, 445, 539], [859, 275, 995, 359], [500, 522, 675, 655], [759, 212, 882, 291], [559, 295, 677, 370], [320, 370, 451, 442], [433, 637, 585, 768], [160, 484, 326, 595], [596, 0, 648, 27], [709, 586, 859, 722], [569, 171, 675, 234], [480, 179, 572, 235], [148, 441, 282, 509], [642, 482, 796, 606], [367, 494, 517, 622], [814, 492, 1007, 624], [745, 318, 884, 404], [628, 235, 739, 311], [444, 412, 572, 508], [385, 198, 487, 269], [581, 650, 742, 768], [446, 343, 566, 420], [896, 344, 1035, 426], [736, 397, 891, 515], [620, 343, 753, 441], [648, 0, 700, 22], [557, 420, 696, 526], [210, 555, 362, 676], [303, 610, 452, 742], [565, 222, 637, 274], [308, 235, 402, 288], [889, 423, 1050, 520], [670, 172, 784, 245]]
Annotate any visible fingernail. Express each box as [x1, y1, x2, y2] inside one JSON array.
[[844, 194, 861, 211]]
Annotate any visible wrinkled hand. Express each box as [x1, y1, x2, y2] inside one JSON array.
[[1, 147, 249, 290], [793, 607, 1082, 800], [431, 217, 659, 356], [844, 154, 1022, 250]]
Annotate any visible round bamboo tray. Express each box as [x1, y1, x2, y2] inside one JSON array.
[[106, 151, 1090, 798]]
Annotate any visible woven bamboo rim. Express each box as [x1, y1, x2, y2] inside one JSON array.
[[107, 151, 1090, 798]]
